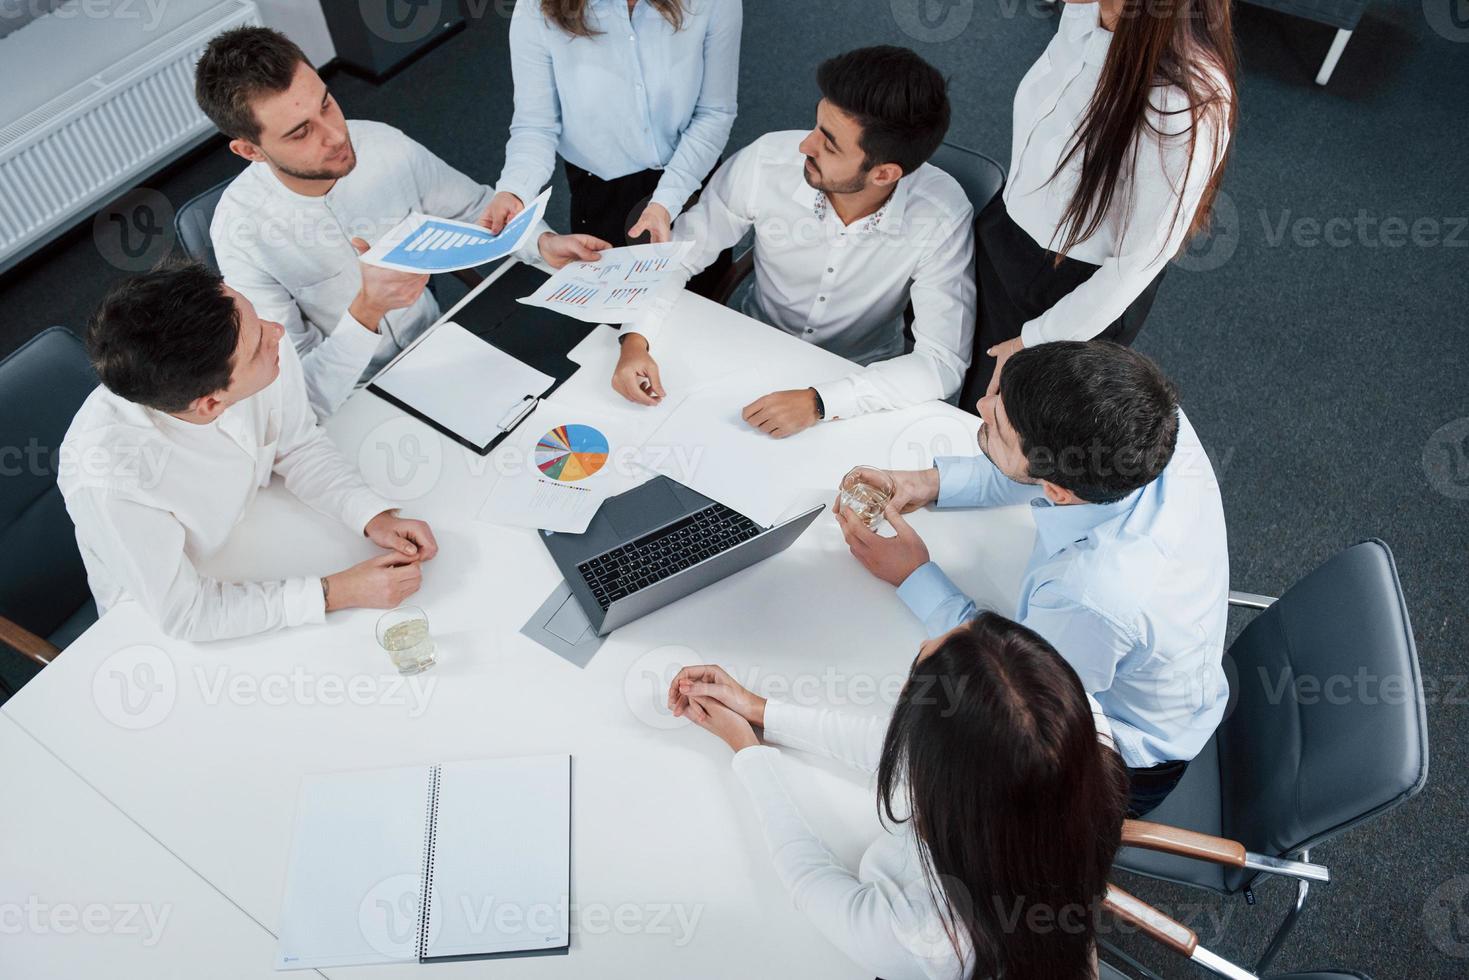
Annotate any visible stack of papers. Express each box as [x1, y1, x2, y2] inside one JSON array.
[[519, 241, 693, 323]]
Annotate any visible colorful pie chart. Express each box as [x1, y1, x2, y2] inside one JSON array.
[[534, 424, 609, 482]]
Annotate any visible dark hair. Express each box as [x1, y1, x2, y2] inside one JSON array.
[[876, 613, 1129, 979], [815, 46, 950, 176], [194, 26, 309, 142], [1050, 0, 1237, 261], [86, 262, 240, 414], [999, 341, 1180, 504], [541, 0, 683, 37]]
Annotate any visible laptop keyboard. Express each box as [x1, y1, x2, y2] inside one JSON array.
[[577, 503, 763, 610]]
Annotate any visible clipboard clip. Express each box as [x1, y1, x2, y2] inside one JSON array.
[[495, 395, 539, 433]]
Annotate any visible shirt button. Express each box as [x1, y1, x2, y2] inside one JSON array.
[[826, 267, 834, 273], [805, 328, 814, 334], [818, 296, 827, 302]]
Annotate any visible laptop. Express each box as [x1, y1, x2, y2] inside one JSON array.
[[539, 476, 823, 636]]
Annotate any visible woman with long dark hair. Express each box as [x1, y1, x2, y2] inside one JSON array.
[[969, 0, 1237, 401], [481, 0, 741, 254], [668, 613, 1130, 979]]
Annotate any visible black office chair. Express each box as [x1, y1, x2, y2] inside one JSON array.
[[174, 176, 488, 292], [1113, 540, 1428, 973], [709, 139, 1005, 355], [0, 328, 101, 696]]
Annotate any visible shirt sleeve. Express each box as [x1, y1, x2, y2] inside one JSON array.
[[65, 489, 324, 641], [896, 562, 981, 638], [271, 344, 396, 534], [648, 0, 742, 220], [1019, 582, 1132, 694], [813, 212, 975, 420], [496, 6, 561, 208], [761, 699, 889, 774], [633, 147, 759, 346], [933, 454, 1045, 509], [402, 129, 497, 224], [1019, 99, 1229, 346], [214, 232, 380, 419], [729, 747, 954, 980]]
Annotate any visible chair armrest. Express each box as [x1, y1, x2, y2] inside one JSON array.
[[0, 616, 59, 666], [1122, 820, 1330, 883], [1103, 885, 1259, 980], [1228, 590, 1277, 609], [452, 267, 485, 289]]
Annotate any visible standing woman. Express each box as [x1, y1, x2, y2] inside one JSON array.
[[667, 613, 1130, 980], [971, 0, 1237, 400], [482, 0, 741, 257]]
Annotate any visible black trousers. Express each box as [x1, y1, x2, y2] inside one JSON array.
[[562, 159, 731, 300], [960, 194, 1167, 407], [1126, 759, 1188, 817]]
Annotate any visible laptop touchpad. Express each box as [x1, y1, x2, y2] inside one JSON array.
[[603, 479, 685, 539]]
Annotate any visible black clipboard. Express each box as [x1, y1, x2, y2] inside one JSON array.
[[367, 263, 596, 455]]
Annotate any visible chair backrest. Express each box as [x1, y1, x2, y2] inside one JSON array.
[[0, 327, 99, 638], [928, 141, 1005, 217], [173, 177, 235, 272], [1217, 539, 1428, 890]]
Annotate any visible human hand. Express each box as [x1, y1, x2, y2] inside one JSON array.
[[741, 388, 820, 439], [835, 503, 931, 586], [627, 202, 672, 244], [477, 191, 524, 234], [323, 552, 423, 611], [365, 510, 439, 562], [985, 336, 1025, 397], [682, 695, 760, 752], [668, 664, 766, 726], [611, 334, 665, 406], [831, 466, 940, 517], [350, 237, 430, 330], [538, 232, 613, 270]]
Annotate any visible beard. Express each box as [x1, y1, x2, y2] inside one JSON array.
[[270, 141, 356, 182], [803, 156, 867, 196]]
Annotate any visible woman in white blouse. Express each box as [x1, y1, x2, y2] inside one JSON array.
[[971, 0, 1237, 400], [668, 612, 1130, 980], [480, 0, 741, 257]]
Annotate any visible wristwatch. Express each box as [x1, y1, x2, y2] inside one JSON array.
[[810, 387, 825, 421]]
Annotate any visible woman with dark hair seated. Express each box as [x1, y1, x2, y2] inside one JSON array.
[[668, 612, 1129, 979]]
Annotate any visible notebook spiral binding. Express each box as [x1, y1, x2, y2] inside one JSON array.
[[415, 765, 443, 961]]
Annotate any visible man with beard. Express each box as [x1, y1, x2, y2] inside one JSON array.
[[196, 27, 608, 417], [610, 46, 976, 438]]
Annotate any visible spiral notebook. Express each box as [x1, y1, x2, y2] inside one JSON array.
[[275, 756, 571, 970]]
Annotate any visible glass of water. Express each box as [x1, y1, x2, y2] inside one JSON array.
[[838, 466, 896, 531], [376, 605, 437, 675]]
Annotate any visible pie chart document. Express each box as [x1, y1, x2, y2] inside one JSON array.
[[477, 399, 665, 534]]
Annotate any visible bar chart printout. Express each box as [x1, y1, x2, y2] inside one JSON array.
[[360, 188, 551, 273], [518, 241, 694, 323]]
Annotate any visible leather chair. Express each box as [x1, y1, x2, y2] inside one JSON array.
[[0, 327, 100, 695], [711, 141, 1004, 403], [1114, 540, 1428, 972], [1238, 0, 1370, 86]]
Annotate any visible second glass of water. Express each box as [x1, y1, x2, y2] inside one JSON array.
[[376, 605, 437, 675]]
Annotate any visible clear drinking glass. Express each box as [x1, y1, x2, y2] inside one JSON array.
[[838, 466, 896, 531], [376, 605, 437, 675]]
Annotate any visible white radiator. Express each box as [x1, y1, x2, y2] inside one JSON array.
[[0, 0, 261, 273]]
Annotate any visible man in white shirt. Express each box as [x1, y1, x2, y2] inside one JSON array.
[[196, 26, 610, 418], [59, 263, 438, 642], [611, 46, 976, 437]]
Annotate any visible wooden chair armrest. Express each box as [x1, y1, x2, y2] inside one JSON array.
[[451, 267, 486, 289], [1103, 883, 1197, 958], [0, 616, 59, 666], [1122, 819, 1247, 868]]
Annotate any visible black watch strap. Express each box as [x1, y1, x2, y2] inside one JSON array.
[[811, 388, 825, 420]]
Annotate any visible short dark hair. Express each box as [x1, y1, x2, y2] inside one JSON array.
[[194, 26, 309, 142], [86, 262, 240, 414], [999, 341, 1180, 504], [815, 46, 950, 176]]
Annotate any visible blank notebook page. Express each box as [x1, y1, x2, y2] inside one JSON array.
[[424, 755, 572, 959]]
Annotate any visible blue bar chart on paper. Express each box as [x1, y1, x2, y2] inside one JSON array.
[[360, 188, 551, 274]]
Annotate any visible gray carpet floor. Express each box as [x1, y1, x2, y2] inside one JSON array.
[[1, 1, 1465, 976]]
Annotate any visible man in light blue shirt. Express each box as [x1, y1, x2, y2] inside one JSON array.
[[836, 342, 1229, 815]]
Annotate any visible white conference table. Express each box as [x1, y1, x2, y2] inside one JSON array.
[[2, 288, 1036, 978]]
